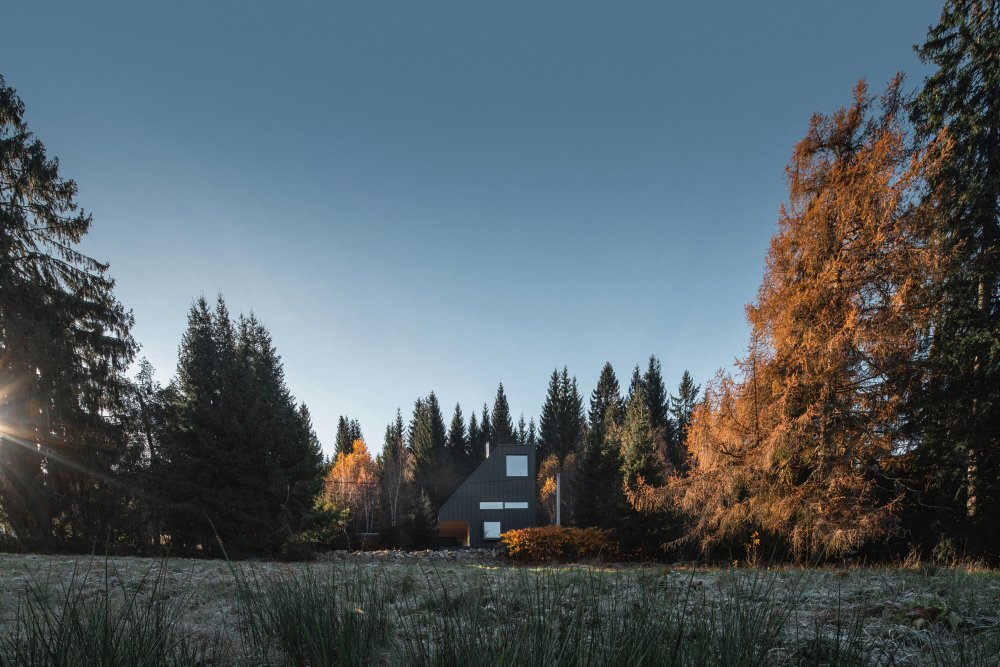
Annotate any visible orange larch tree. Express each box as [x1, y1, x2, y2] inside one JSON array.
[[676, 78, 946, 559], [323, 438, 380, 537]]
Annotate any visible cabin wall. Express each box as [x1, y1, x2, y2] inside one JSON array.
[[438, 444, 537, 548]]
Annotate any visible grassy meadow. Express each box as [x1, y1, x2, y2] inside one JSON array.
[[0, 554, 997, 666]]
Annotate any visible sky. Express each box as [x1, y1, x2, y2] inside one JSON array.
[[3, 1, 944, 456]]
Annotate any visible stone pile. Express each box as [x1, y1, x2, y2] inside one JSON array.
[[318, 548, 501, 563]]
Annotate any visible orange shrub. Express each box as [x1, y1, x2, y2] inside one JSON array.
[[501, 526, 615, 563]]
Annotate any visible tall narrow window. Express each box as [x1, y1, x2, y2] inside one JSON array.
[[506, 455, 528, 477]]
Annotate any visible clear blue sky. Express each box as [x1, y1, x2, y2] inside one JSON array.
[[3, 1, 943, 456]]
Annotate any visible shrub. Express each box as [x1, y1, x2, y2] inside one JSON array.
[[501, 526, 615, 563]]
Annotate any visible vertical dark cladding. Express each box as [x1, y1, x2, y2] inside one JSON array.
[[438, 444, 537, 547]]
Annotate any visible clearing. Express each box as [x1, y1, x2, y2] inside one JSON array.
[[0, 553, 997, 665]]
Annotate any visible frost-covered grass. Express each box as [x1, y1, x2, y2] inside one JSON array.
[[0, 554, 997, 665]]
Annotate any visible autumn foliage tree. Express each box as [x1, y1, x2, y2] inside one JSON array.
[[324, 439, 380, 537], [676, 79, 946, 558]]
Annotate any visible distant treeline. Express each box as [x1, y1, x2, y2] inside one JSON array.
[[1, 0, 998, 561]]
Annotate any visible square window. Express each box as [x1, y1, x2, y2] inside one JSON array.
[[504, 501, 529, 509], [506, 455, 528, 477], [483, 521, 501, 540], [479, 501, 504, 510]]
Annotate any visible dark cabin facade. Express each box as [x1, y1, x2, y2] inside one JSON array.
[[438, 443, 536, 547]]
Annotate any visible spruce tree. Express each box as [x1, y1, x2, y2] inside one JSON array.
[[538, 367, 585, 462], [158, 297, 322, 555], [157, 297, 218, 551], [467, 411, 482, 463], [643, 356, 678, 471], [480, 403, 493, 455], [619, 384, 660, 491], [588, 363, 625, 447], [409, 392, 450, 508], [120, 359, 168, 548], [626, 365, 642, 405], [491, 383, 516, 444], [642, 356, 672, 434], [235, 313, 323, 549], [0, 75, 136, 549], [516, 415, 528, 445], [912, 0, 1000, 552], [447, 403, 470, 474], [334, 417, 363, 460], [284, 403, 325, 537], [670, 370, 701, 471], [379, 410, 408, 533], [538, 369, 562, 462], [576, 363, 626, 527]]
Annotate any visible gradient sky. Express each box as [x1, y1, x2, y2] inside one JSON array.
[[3, 1, 943, 456]]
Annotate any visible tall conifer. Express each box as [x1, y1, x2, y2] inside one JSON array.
[[480, 403, 493, 454], [680, 80, 944, 558], [538, 367, 585, 462], [158, 297, 321, 555], [0, 75, 136, 548], [670, 370, 701, 471], [619, 384, 659, 491], [379, 410, 408, 531], [491, 383, 516, 444], [468, 411, 482, 463], [409, 392, 450, 507], [576, 363, 626, 527], [334, 417, 363, 460], [447, 403, 470, 475], [912, 0, 1000, 551]]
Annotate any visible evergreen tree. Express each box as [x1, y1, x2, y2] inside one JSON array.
[[491, 383, 516, 444], [625, 365, 643, 406], [576, 363, 626, 527], [409, 392, 450, 508], [286, 403, 325, 537], [236, 314, 324, 546], [334, 416, 363, 460], [480, 403, 493, 455], [0, 75, 136, 549], [538, 367, 585, 462], [527, 417, 538, 449], [643, 356, 678, 471], [619, 384, 660, 492], [911, 0, 1000, 552], [402, 488, 437, 549], [158, 297, 322, 555], [539, 369, 563, 462], [516, 415, 528, 445], [467, 411, 482, 463], [642, 356, 672, 434], [447, 403, 469, 474], [670, 370, 701, 471], [119, 359, 168, 549], [588, 363, 625, 447], [378, 409, 409, 538]]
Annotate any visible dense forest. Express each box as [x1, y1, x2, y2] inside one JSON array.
[[1, 0, 998, 562]]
